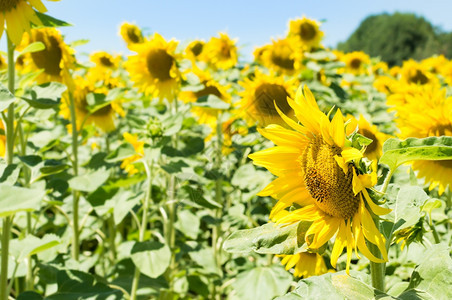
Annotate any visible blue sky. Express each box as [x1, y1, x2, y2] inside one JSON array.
[[40, 0, 452, 61]]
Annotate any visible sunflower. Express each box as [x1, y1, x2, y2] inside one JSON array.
[[346, 114, 391, 168], [239, 70, 296, 127], [0, 0, 59, 46], [287, 16, 323, 50], [60, 76, 119, 133], [201, 32, 238, 70], [88, 51, 123, 89], [184, 39, 205, 61], [180, 67, 230, 128], [253, 44, 269, 65], [400, 59, 437, 86], [260, 38, 302, 75], [125, 33, 181, 101], [395, 87, 452, 195], [339, 51, 370, 75], [421, 55, 447, 74], [18, 27, 75, 84], [120, 132, 144, 175], [278, 252, 328, 278], [373, 76, 396, 95], [249, 85, 390, 273], [90, 51, 121, 70], [119, 22, 144, 47]]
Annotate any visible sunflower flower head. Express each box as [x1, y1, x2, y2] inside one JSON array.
[[239, 70, 296, 127], [340, 51, 370, 75], [200, 32, 238, 70], [185, 39, 205, 61], [249, 85, 391, 273], [260, 38, 302, 75], [287, 16, 324, 50], [18, 27, 75, 84], [125, 32, 181, 101], [119, 22, 144, 47]]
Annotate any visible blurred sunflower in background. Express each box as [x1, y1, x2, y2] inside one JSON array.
[[0, 0, 59, 45], [278, 252, 328, 278], [201, 32, 238, 70], [0, 54, 7, 70], [287, 16, 323, 50], [400, 59, 437, 86], [395, 87, 452, 195], [346, 114, 391, 169], [260, 38, 302, 75], [125, 33, 181, 101], [18, 27, 75, 84], [60, 76, 120, 133], [339, 51, 370, 75], [119, 22, 144, 48], [239, 70, 296, 127], [184, 39, 205, 62], [250, 86, 390, 273], [180, 66, 231, 128], [0, 120, 5, 157]]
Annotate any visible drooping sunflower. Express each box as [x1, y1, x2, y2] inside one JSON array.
[[278, 252, 328, 278], [125, 33, 181, 101], [0, 0, 59, 45], [120, 132, 144, 175], [346, 114, 391, 167], [287, 16, 323, 50], [395, 87, 452, 195], [339, 51, 370, 75], [179, 67, 231, 128], [239, 70, 296, 127], [201, 32, 238, 70], [19, 27, 75, 84], [260, 38, 302, 75], [119, 22, 144, 48], [249, 86, 390, 273], [60, 76, 120, 133]]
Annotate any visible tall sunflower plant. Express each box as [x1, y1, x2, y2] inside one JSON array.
[[223, 85, 452, 297]]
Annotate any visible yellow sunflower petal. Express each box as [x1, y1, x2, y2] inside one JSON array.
[[330, 220, 347, 268], [331, 108, 345, 148], [341, 147, 363, 163]]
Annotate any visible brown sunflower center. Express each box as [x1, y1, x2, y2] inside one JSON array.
[[350, 58, 362, 70], [30, 31, 63, 76], [220, 43, 231, 59], [302, 136, 360, 219], [127, 27, 142, 44], [429, 123, 452, 136], [299, 22, 317, 41], [92, 105, 113, 116], [146, 49, 173, 81], [254, 83, 292, 116], [0, 0, 20, 11], [190, 42, 204, 57], [99, 56, 114, 67], [194, 85, 222, 99], [271, 46, 295, 71], [408, 70, 428, 84], [360, 128, 378, 154]]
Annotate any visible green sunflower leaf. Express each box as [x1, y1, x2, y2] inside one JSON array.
[[34, 12, 72, 28], [223, 222, 310, 255], [17, 42, 45, 57], [379, 136, 452, 171], [131, 241, 171, 278], [0, 184, 46, 218], [0, 83, 15, 111]]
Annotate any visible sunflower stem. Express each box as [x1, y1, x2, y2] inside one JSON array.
[[0, 36, 16, 300], [68, 90, 81, 261], [428, 219, 441, 244], [369, 220, 386, 292], [130, 161, 153, 300], [212, 115, 224, 300], [380, 168, 394, 194]]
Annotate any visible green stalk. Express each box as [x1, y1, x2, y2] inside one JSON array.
[[0, 36, 16, 300], [0, 217, 12, 300], [367, 168, 396, 292], [212, 116, 223, 299], [130, 162, 153, 300], [68, 90, 80, 261], [108, 214, 117, 262]]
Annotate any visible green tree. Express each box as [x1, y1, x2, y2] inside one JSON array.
[[338, 12, 445, 66]]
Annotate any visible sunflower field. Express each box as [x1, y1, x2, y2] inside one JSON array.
[[0, 2, 452, 300]]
